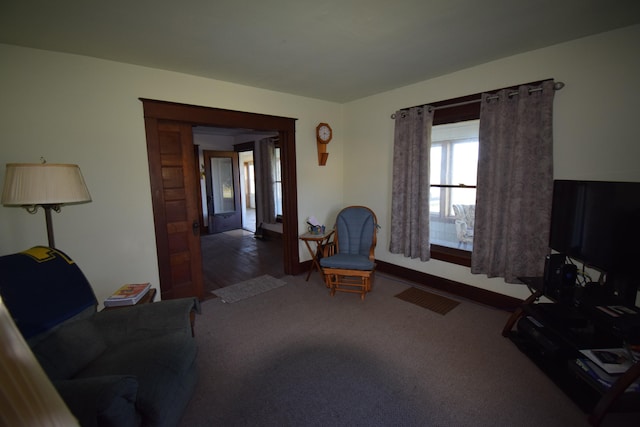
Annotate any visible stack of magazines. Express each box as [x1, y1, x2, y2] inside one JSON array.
[[104, 283, 151, 307], [575, 348, 640, 392]]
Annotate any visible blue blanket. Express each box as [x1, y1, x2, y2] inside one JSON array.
[[0, 246, 97, 339]]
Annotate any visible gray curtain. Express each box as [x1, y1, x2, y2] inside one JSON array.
[[255, 137, 276, 225], [389, 106, 433, 261], [471, 80, 556, 282]]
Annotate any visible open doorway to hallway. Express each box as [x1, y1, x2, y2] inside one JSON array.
[[141, 99, 300, 300], [193, 126, 284, 295], [239, 150, 256, 232], [194, 126, 281, 235], [200, 229, 284, 294]]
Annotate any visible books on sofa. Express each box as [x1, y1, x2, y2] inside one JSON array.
[[104, 283, 151, 307]]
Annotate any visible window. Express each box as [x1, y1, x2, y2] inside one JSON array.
[[427, 92, 482, 266], [400, 80, 550, 267], [429, 120, 479, 251]]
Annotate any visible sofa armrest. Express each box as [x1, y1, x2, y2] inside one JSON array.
[[92, 297, 200, 346], [55, 375, 140, 427]]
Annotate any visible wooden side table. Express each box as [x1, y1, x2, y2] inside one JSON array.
[[300, 231, 334, 281], [103, 288, 157, 311]]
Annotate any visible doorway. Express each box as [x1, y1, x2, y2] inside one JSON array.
[[239, 151, 256, 232], [203, 150, 242, 234], [194, 130, 282, 236], [197, 137, 284, 292], [141, 99, 301, 300]]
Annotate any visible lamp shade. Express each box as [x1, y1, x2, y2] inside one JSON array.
[[2, 163, 91, 206]]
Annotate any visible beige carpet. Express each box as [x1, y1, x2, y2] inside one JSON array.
[[180, 272, 638, 427]]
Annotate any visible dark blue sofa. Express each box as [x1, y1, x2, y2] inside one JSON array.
[[0, 246, 200, 427]]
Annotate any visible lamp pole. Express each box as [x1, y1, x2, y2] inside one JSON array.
[[42, 205, 59, 248]]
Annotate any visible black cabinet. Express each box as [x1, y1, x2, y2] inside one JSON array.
[[502, 283, 640, 426]]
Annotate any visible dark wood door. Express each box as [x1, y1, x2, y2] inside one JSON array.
[[204, 150, 242, 233], [143, 119, 204, 300]]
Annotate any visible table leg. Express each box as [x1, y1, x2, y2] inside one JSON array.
[[304, 240, 318, 281]]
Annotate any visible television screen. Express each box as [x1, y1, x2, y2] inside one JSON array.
[[549, 180, 640, 305]]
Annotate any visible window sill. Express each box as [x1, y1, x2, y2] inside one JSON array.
[[430, 244, 471, 267]]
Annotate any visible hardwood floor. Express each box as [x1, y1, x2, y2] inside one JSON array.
[[200, 229, 284, 296]]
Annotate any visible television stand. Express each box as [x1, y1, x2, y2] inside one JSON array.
[[502, 279, 640, 426]]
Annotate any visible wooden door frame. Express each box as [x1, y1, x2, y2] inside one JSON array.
[[141, 99, 301, 282]]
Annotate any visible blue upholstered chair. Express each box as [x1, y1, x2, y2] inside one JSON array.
[[319, 206, 378, 300]]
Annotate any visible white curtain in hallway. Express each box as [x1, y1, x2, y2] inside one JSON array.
[[255, 137, 276, 225]]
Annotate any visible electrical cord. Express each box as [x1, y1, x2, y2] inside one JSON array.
[[565, 256, 592, 286]]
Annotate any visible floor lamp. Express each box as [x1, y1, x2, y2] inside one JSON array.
[[1, 163, 91, 248]]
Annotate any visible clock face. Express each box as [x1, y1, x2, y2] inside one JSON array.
[[317, 123, 332, 143]]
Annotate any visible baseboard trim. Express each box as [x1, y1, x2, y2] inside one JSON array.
[[262, 228, 282, 240], [299, 259, 522, 311], [376, 260, 522, 311]]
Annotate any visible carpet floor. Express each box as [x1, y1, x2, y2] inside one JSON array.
[[179, 272, 638, 427]]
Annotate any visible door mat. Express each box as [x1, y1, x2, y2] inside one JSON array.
[[212, 275, 286, 303], [394, 287, 460, 315]]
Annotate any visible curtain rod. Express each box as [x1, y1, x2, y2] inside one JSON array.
[[390, 81, 565, 119]]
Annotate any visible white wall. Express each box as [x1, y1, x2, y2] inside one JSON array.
[[0, 44, 344, 304], [1, 24, 638, 304], [343, 24, 640, 300]]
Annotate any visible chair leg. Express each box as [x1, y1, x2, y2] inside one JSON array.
[[322, 272, 331, 288], [323, 270, 373, 300], [326, 273, 337, 296]]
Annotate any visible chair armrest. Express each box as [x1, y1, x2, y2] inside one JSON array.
[[55, 375, 140, 427], [322, 241, 336, 258], [92, 297, 200, 346]]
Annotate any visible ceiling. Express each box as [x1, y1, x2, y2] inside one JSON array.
[[1, 1, 639, 103]]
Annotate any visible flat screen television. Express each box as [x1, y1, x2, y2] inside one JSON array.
[[549, 180, 640, 306]]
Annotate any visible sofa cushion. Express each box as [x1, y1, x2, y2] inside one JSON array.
[[77, 332, 198, 427], [32, 319, 107, 380], [55, 375, 140, 427]]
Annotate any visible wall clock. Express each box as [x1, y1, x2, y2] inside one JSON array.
[[316, 122, 332, 144], [316, 122, 332, 166]]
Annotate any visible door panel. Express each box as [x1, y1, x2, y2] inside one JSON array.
[[204, 150, 242, 233], [145, 119, 204, 300]]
